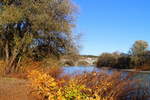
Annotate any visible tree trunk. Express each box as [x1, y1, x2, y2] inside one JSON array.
[[15, 56, 22, 72], [5, 35, 27, 74], [5, 49, 18, 74], [5, 41, 9, 63], [4, 41, 10, 75]]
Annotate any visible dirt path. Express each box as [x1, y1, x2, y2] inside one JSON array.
[[0, 78, 37, 100]]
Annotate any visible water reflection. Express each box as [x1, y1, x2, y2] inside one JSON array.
[[63, 66, 150, 100], [63, 66, 98, 75], [63, 66, 150, 87], [63, 66, 124, 75]]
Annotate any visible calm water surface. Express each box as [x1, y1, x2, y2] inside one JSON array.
[[63, 66, 150, 80], [63, 66, 114, 75], [63, 66, 150, 86], [63, 66, 150, 99]]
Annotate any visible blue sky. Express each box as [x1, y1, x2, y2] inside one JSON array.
[[73, 0, 150, 56]]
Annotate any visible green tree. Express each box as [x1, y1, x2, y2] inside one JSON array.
[[0, 0, 78, 73], [96, 53, 120, 68], [96, 52, 131, 69], [130, 40, 149, 56], [115, 53, 131, 69], [129, 40, 149, 67]]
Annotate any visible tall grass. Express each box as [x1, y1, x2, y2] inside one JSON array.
[[4, 58, 62, 79]]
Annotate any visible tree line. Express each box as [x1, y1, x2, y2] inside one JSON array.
[[96, 40, 150, 69]]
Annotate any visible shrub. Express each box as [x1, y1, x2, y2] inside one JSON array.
[[96, 53, 118, 68], [28, 70, 90, 100], [75, 72, 125, 99], [115, 55, 131, 69], [96, 53, 131, 69], [28, 69, 149, 100], [28, 70, 58, 99]]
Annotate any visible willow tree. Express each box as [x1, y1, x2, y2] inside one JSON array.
[[0, 0, 77, 73]]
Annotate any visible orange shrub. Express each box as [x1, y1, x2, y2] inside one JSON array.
[[28, 70, 90, 100], [28, 69, 142, 100]]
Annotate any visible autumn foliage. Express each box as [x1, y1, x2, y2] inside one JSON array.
[[28, 69, 145, 100]]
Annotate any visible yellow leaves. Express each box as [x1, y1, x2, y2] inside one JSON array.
[[28, 70, 88, 100], [28, 70, 116, 100], [60, 80, 88, 99], [0, 6, 24, 25], [28, 70, 58, 98]]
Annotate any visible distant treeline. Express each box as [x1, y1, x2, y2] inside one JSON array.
[[80, 55, 98, 58], [96, 40, 150, 70]]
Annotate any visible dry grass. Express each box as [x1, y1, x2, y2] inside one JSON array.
[[74, 72, 137, 99], [0, 77, 39, 100], [0, 60, 7, 76], [4, 58, 62, 79], [0, 59, 65, 100], [135, 65, 150, 71]]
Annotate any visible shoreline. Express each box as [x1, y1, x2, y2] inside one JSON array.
[[101, 67, 150, 73]]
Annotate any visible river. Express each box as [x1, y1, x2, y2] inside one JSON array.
[[63, 66, 150, 83], [63, 66, 150, 80], [63, 66, 150, 99]]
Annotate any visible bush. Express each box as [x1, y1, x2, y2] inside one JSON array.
[[115, 55, 131, 69], [28, 70, 90, 100], [28, 70, 58, 99], [28, 69, 149, 100], [96, 53, 131, 69], [96, 53, 119, 68]]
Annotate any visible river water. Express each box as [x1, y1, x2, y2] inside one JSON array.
[[63, 66, 150, 100], [63, 66, 99, 75], [63, 66, 150, 83], [63, 66, 150, 80]]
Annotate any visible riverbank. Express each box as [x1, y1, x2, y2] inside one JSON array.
[[63, 66, 150, 74], [121, 69, 150, 73], [100, 67, 150, 73], [1, 65, 150, 100]]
